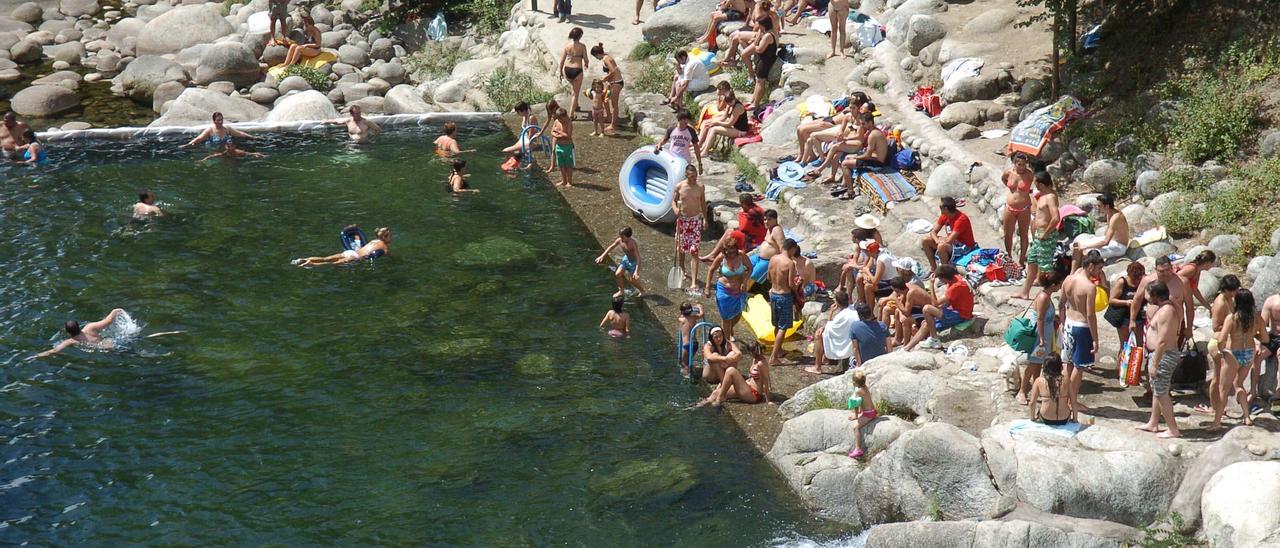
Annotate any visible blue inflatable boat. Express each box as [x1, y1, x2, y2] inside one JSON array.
[[618, 145, 688, 224]]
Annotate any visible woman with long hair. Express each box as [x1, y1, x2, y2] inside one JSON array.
[[1213, 289, 1270, 429], [591, 43, 623, 134], [704, 239, 749, 337], [694, 341, 770, 406], [1001, 152, 1035, 265], [702, 326, 741, 384], [281, 15, 321, 66], [181, 112, 253, 149], [559, 28, 589, 121], [1029, 355, 1071, 425], [697, 89, 750, 155]]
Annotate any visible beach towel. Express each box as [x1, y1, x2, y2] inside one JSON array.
[[765, 178, 808, 201], [1008, 419, 1085, 438], [1008, 95, 1086, 158], [267, 50, 339, 80], [941, 58, 983, 91], [859, 168, 919, 204]]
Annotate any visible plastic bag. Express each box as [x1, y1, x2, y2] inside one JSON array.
[[427, 12, 447, 41]]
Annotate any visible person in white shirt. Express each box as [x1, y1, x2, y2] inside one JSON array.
[[665, 50, 711, 107], [808, 290, 859, 374]]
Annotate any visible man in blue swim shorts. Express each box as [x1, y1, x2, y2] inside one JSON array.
[[766, 241, 799, 365], [596, 226, 646, 299], [1061, 252, 1103, 414]]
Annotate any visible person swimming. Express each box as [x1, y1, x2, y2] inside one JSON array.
[[133, 190, 163, 219], [598, 298, 631, 338], [35, 309, 126, 357], [293, 227, 392, 266], [181, 112, 253, 149], [502, 151, 524, 173], [324, 105, 381, 143], [447, 159, 477, 193]]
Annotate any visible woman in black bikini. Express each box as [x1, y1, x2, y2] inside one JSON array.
[[697, 90, 750, 156], [1105, 261, 1146, 357], [560, 28, 589, 121], [591, 43, 623, 134], [1029, 355, 1072, 425], [748, 15, 778, 109]]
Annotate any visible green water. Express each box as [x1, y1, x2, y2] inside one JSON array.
[[0, 126, 849, 544]]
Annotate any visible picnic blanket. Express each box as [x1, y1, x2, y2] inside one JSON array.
[[1009, 419, 1086, 438], [859, 167, 921, 211], [1008, 95, 1086, 158]]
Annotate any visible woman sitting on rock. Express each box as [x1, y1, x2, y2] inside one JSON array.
[[795, 92, 873, 166], [281, 15, 321, 67], [1028, 355, 1072, 425], [697, 89, 750, 156], [181, 112, 253, 149], [694, 340, 770, 407], [720, 0, 781, 67]]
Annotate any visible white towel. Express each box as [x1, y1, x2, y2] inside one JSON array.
[[822, 308, 861, 360]]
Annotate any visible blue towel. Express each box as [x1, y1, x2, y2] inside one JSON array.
[[783, 228, 805, 244], [1008, 419, 1085, 438], [656, 0, 681, 10]]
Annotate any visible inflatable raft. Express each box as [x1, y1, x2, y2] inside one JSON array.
[[618, 145, 688, 224]]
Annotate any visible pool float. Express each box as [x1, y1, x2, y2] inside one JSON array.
[[518, 125, 552, 168], [266, 50, 339, 80], [618, 145, 687, 224], [678, 320, 717, 383], [341, 226, 368, 252], [742, 294, 803, 344], [696, 102, 720, 131]]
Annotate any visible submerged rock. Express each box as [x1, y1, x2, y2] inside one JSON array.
[[590, 457, 697, 507], [426, 337, 494, 361], [453, 236, 536, 269]]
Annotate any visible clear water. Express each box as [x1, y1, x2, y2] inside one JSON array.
[[0, 126, 852, 544]]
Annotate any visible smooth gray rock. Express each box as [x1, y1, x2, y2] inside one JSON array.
[[937, 102, 982, 129], [1260, 130, 1280, 159], [947, 122, 979, 140], [321, 29, 349, 49], [1253, 251, 1280, 301], [926, 161, 968, 198], [905, 14, 945, 55], [277, 75, 311, 95], [260, 43, 286, 66], [885, 0, 946, 46], [1142, 240, 1177, 260], [9, 38, 41, 63], [95, 50, 121, 72], [264, 89, 338, 122], [1143, 191, 1182, 226], [941, 72, 1000, 103], [369, 37, 392, 61], [309, 4, 332, 26], [450, 56, 505, 84], [337, 43, 367, 66], [105, 16, 144, 49], [365, 76, 389, 96], [205, 80, 234, 95], [1122, 203, 1148, 230], [1202, 461, 1280, 547], [1082, 159, 1127, 193], [136, 4, 233, 56], [30, 69, 80, 89], [337, 81, 371, 102], [0, 16, 33, 34], [151, 79, 184, 112], [150, 87, 268, 126], [1207, 234, 1241, 259], [1168, 428, 1269, 531], [345, 95, 384, 114], [641, 0, 716, 44], [384, 83, 433, 114], [1272, 226, 1280, 253], [249, 83, 279, 104], [962, 8, 1015, 34], [432, 78, 467, 104], [1135, 170, 1161, 199], [867, 519, 1126, 548], [1247, 256, 1273, 282], [372, 60, 404, 84], [59, 0, 98, 17], [111, 55, 188, 102], [45, 40, 84, 64], [194, 42, 258, 87], [761, 107, 800, 146], [11, 3, 42, 24], [10, 83, 79, 116]]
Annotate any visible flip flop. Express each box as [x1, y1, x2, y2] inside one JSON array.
[[775, 155, 796, 164]]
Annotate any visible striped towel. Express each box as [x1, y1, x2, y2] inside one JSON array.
[[860, 169, 918, 203]]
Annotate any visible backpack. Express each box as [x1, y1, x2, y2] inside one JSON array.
[[1004, 315, 1037, 353], [892, 148, 920, 171], [1060, 214, 1096, 241]]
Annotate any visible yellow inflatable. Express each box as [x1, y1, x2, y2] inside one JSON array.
[[266, 50, 339, 80], [742, 294, 803, 344], [1095, 286, 1109, 313], [696, 102, 720, 132]]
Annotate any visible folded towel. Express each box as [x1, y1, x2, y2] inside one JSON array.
[[1009, 419, 1085, 438]]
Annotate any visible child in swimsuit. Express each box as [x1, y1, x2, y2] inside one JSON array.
[[846, 369, 877, 459], [599, 298, 631, 339], [502, 151, 524, 173], [676, 302, 705, 377], [587, 79, 608, 137], [595, 226, 646, 299]]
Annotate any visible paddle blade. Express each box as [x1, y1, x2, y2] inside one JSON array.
[[667, 266, 684, 289]]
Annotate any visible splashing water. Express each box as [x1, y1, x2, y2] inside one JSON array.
[[99, 310, 142, 347]]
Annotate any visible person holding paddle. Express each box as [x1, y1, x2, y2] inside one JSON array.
[[671, 165, 706, 294]]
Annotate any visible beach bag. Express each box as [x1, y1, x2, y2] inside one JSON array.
[[1004, 316, 1037, 353], [1171, 339, 1207, 389], [1119, 334, 1144, 387], [1061, 214, 1096, 241], [779, 44, 797, 64], [892, 147, 920, 171]]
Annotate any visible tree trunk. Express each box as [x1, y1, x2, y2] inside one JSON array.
[[1067, 0, 1078, 55], [1051, 21, 1061, 97]]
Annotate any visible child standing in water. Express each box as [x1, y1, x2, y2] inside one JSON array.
[[677, 301, 705, 376], [595, 226, 646, 299], [846, 369, 878, 459], [447, 159, 477, 193], [587, 79, 608, 137], [599, 298, 631, 338]]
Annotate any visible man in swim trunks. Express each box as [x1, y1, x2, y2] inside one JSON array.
[[36, 308, 125, 358], [268, 0, 290, 45], [1013, 171, 1060, 300], [596, 226, 645, 299], [1061, 251, 1103, 413], [766, 238, 800, 365], [673, 164, 707, 293], [133, 190, 163, 219], [921, 196, 977, 271], [1, 111, 32, 161], [1137, 281, 1182, 438], [904, 265, 974, 351], [1130, 255, 1192, 348], [1073, 192, 1129, 262], [1260, 294, 1280, 411], [324, 105, 381, 143]]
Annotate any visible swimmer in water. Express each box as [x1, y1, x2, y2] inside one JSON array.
[[433, 122, 475, 157], [1, 111, 32, 161], [36, 308, 125, 358], [323, 105, 381, 143], [180, 112, 253, 149], [199, 140, 265, 162], [501, 151, 524, 173], [599, 297, 631, 338], [16, 129, 46, 166], [447, 159, 477, 193], [133, 190, 163, 219], [293, 227, 392, 266]]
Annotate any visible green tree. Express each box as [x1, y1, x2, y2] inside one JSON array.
[[1016, 0, 1079, 97]]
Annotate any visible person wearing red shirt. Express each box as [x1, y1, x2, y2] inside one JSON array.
[[921, 197, 977, 270], [699, 193, 767, 262], [905, 265, 974, 350]]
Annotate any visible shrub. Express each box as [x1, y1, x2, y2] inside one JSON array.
[[728, 148, 764, 185], [1168, 77, 1258, 163], [1131, 513, 1202, 548], [449, 0, 516, 35], [404, 42, 472, 80], [1158, 196, 1208, 237], [632, 58, 672, 95], [1156, 168, 1210, 195], [729, 67, 752, 94], [805, 389, 846, 413], [279, 64, 333, 91], [628, 35, 692, 61], [484, 66, 553, 112]]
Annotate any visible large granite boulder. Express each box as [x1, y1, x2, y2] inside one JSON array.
[[9, 38, 42, 63], [779, 352, 941, 419], [58, 0, 97, 17], [10, 83, 79, 116], [1082, 159, 1127, 193], [106, 16, 144, 49], [925, 161, 968, 198], [194, 42, 259, 87], [641, 0, 716, 44], [136, 4, 234, 56], [1253, 251, 1280, 301], [905, 14, 945, 55], [11, 2, 42, 24], [866, 518, 1128, 548], [150, 87, 268, 126], [111, 55, 188, 102], [264, 89, 338, 122], [383, 84, 433, 114], [151, 79, 185, 113], [885, 0, 946, 46], [1202, 461, 1280, 547], [760, 107, 800, 146], [940, 72, 1001, 103]]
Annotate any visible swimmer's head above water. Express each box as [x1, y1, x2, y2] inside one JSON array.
[[211, 111, 224, 126], [375, 227, 392, 243], [65, 320, 81, 336], [349, 104, 363, 120], [138, 190, 154, 204]]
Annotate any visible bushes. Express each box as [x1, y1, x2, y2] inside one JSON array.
[[484, 66, 553, 112], [1167, 76, 1259, 163], [628, 35, 692, 61], [279, 64, 333, 91], [1157, 196, 1207, 238], [632, 58, 672, 95], [404, 42, 472, 80], [449, 0, 516, 35]]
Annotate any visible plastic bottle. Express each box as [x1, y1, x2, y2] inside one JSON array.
[[427, 12, 447, 42]]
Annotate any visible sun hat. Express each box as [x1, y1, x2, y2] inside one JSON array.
[[854, 214, 881, 230], [776, 161, 805, 183]]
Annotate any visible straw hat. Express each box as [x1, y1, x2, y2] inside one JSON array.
[[854, 214, 881, 230]]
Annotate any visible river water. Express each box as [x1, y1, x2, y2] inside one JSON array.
[[0, 125, 856, 544]]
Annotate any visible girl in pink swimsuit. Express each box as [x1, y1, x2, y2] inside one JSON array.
[[847, 369, 878, 459]]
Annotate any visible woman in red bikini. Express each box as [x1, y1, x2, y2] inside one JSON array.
[[693, 341, 770, 407], [1002, 152, 1035, 266]]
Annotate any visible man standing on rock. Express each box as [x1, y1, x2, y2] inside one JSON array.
[[1138, 281, 1182, 438], [1013, 172, 1060, 300], [673, 164, 706, 293], [1061, 251, 1103, 414], [1, 111, 31, 161], [323, 105, 380, 144], [766, 239, 800, 365], [1130, 255, 1192, 349], [921, 197, 977, 271], [268, 0, 290, 46]]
